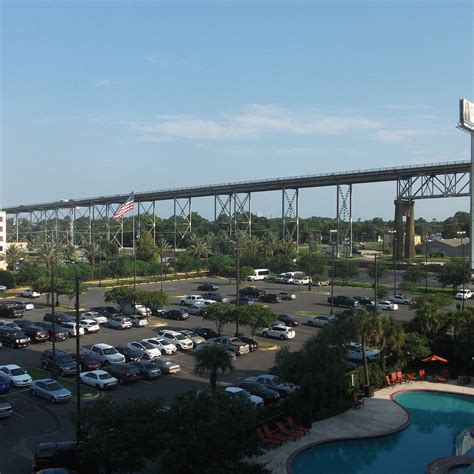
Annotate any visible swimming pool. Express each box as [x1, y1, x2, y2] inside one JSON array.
[[290, 391, 474, 474]]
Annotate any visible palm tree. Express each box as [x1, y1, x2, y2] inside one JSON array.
[[263, 234, 279, 257], [195, 345, 234, 395], [37, 242, 59, 270], [155, 237, 171, 291], [280, 236, 297, 256], [5, 245, 25, 286], [83, 242, 103, 279], [189, 237, 209, 275], [61, 244, 77, 263], [246, 236, 261, 256]]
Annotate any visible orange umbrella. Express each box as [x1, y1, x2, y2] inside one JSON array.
[[421, 355, 448, 363]]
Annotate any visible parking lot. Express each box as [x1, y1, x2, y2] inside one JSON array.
[[0, 277, 464, 472]]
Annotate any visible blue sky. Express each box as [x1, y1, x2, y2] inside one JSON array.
[[1, 0, 472, 220]]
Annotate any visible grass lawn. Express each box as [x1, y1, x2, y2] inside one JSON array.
[[26, 367, 100, 401]]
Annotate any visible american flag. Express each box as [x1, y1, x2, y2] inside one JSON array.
[[112, 192, 134, 219]]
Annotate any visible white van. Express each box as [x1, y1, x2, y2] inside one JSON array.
[[247, 269, 270, 282]]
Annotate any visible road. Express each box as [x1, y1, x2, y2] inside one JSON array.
[[0, 277, 467, 472]]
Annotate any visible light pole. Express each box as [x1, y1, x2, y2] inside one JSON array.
[[424, 234, 430, 293], [457, 231, 467, 310], [388, 230, 397, 296], [329, 230, 337, 315], [235, 239, 241, 336]]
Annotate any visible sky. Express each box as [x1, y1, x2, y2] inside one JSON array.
[[1, 0, 473, 221]]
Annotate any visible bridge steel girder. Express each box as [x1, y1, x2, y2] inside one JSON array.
[[282, 188, 299, 248], [214, 194, 233, 236], [174, 198, 192, 250], [336, 184, 352, 258], [233, 193, 251, 236], [136, 201, 157, 242]]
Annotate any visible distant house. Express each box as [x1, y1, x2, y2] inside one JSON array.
[[419, 238, 470, 258]]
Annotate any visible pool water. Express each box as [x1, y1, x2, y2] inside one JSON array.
[[291, 391, 474, 474]]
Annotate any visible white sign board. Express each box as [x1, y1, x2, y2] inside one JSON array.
[[459, 98, 474, 131]]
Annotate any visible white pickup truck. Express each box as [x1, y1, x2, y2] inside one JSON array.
[[80, 343, 125, 365]]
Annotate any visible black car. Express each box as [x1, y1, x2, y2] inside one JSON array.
[[237, 381, 280, 404], [230, 297, 254, 306], [0, 327, 30, 348], [16, 323, 49, 343], [197, 283, 219, 292], [43, 312, 72, 324], [191, 326, 219, 340], [327, 296, 359, 308], [130, 360, 162, 380], [116, 346, 143, 362], [239, 287, 265, 299], [34, 321, 69, 341], [71, 353, 102, 371], [89, 306, 118, 317], [259, 293, 281, 303], [41, 349, 78, 376], [353, 296, 374, 306], [201, 292, 229, 303], [105, 363, 142, 384], [277, 314, 302, 327], [236, 336, 259, 351], [163, 309, 189, 321], [32, 441, 80, 472], [0, 305, 24, 319]]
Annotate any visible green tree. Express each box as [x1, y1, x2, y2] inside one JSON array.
[[104, 286, 137, 310], [176, 252, 196, 275], [403, 266, 424, 283], [37, 242, 60, 270], [437, 258, 465, 291], [135, 232, 157, 262], [367, 261, 388, 280], [240, 304, 276, 338], [61, 244, 78, 262], [5, 245, 25, 286], [155, 237, 171, 290], [189, 236, 209, 275], [195, 345, 234, 394], [82, 242, 104, 278], [202, 303, 235, 335], [0, 270, 15, 289], [17, 261, 48, 286], [333, 259, 359, 280], [208, 253, 234, 277], [137, 290, 169, 313]]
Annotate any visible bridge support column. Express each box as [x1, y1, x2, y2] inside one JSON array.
[[404, 201, 416, 261], [393, 199, 415, 261], [281, 188, 299, 250], [336, 184, 352, 257], [173, 198, 192, 250]]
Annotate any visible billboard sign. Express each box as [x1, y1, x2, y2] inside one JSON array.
[[459, 98, 474, 132]]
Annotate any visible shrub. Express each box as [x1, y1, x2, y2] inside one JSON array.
[[0, 270, 14, 288]]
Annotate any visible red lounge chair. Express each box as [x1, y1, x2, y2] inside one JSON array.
[[405, 373, 417, 382], [418, 369, 426, 381], [436, 374, 448, 383], [352, 393, 364, 409], [286, 416, 310, 435], [262, 424, 289, 442], [386, 375, 395, 387], [256, 428, 282, 448], [276, 421, 302, 440], [391, 372, 400, 385], [396, 371, 406, 384]]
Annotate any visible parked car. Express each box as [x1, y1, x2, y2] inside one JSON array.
[[389, 294, 413, 305], [152, 358, 181, 374], [80, 311, 108, 325], [127, 341, 161, 359], [20, 288, 41, 298], [80, 370, 118, 390], [142, 337, 177, 355], [0, 375, 10, 394], [10, 300, 35, 311], [230, 297, 254, 306], [278, 291, 296, 301], [0, 327, 30, 348], [35, 322, 69, 341], [32, 441, 80, 472], [195, 343, 237, 360], [157, 330, 193, 350], [245, 374, 300, 395], [129, 360, 162, 379], [30, 379, 72, 403], [0, 319, 20, 329], [187, 304, 207, 316], [315, 280, 330, 286], [327, 296, 359, 308], [345, 342, 380, 361], [259, 294, 281, 304], [239, 287, 265, 299], [43, 313, 72, 325], [363, 304, 383, 315], [181, 295, 204, 306], [0, 285, 7, 293], [197, 283, 219, 292], [455, 289, 472, 300], [237, 381, 280, 404], [306, 315, 336, 328], [80, 343, 126, 365], [207, 336, 250, 355], [14, 323, 49, 342], [41, 349, 78, 376], [260, 324, 295, 340], [115, 346, 143, 362], [106, 316, 132, 330], [0, 305, 24, 319], [128, 315, 149, 327], [277, 314, 302, 327], [133, 305, 151, 317], [58, 321, 85, 337], [353, 296, 374, 306], [236, 335, 259, 351], [191, 326, 219, 340], [162, 309, 189, 321], [0, 365, 32, 387], [179, 329, 206, 346], [105, 363, 141, 384], [376, 300, 399, 311], [89, 306, 118, 317], [225, 386, 264, 407], [72, 353, 101, 372], [0, 397, 13, 418], [291, 276, 311, 285], [201, 292, 229, 303], [78, 319, 100, 334]]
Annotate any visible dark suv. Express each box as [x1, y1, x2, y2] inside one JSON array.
[[327, 295, 359, 308], [191, 327, 219, 340], [239, 287, 265, 299], [16, 323, 49, 343], [259, 293, 281, 303], [105, 363, 141, 384], [43, 312, 72, 324], [0, 327, 30, 348], [41, 349, 78, 376], [90, 306, 118, 317], [0, 305, 25, 319], [32, 441, 80, 472], [35, 321, 69, 341]]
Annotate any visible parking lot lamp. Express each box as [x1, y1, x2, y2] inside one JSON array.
[[457, 231, 467, 310], [235, 240, 241, 336], [329, 230, 337, 315], [74, 276, 82, 442], [424, 234, 430, 293], [388, 230, 397, 296]]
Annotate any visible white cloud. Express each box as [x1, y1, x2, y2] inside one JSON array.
[[145, 54, 199, 68], [95, 79, 114, 88], [373, 129, 426, 143]]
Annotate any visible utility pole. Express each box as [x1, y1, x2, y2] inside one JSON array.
[[457, 231, 467, 310], [329, 229, 337, 315], [235, 240, 241, 336], [75, 276, 81, 443]]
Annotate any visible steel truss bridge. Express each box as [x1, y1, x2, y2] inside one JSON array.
[[3, 160, 470, 257]]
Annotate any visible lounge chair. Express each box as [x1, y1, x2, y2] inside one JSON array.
[[391, 372, 401, 385], [457, 376, 472, 386], [405, 373, 417, 382], [256, 428, 282, 448], [418, 369, 426, 381], [386, 375, 395, 387], [352, 392, 364, 409], [436, 374, 448, 383], [276, 421, 302, 440], [262, 424, 289, 442], [286, 416, 310, 435], [396, 371, 406, 384]]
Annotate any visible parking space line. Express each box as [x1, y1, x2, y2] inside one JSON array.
[[142, 380, 152, 385], [12, 411, 25, 418], [3, 388, 31, 396]]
